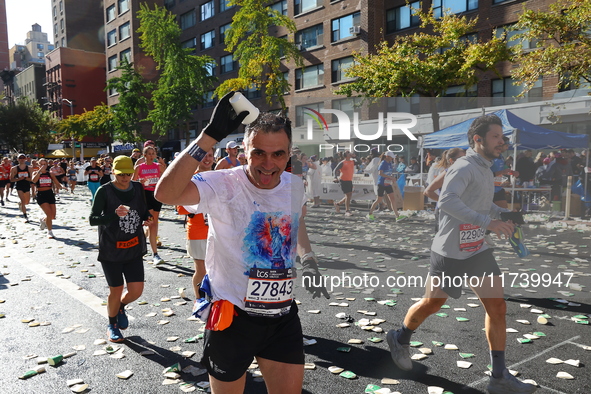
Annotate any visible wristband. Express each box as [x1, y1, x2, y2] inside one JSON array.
[[187, 142, 208, 162]]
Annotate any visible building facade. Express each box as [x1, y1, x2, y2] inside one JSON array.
[[52, 0, 104, 52], [8, 24, 54, 70], [44, 46, 106, 118], [0, 0, 8, 77], [86, 0, 590, 154]]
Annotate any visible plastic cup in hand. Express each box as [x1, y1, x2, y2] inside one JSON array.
[[229, 92, 260, 125]]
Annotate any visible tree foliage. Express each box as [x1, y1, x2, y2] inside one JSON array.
[[0, 98, 57, 153], [105, 59, 152, 142], [216, 0, 303, 110], [512, 0, 591, 95], [137, 4, 216, 134], [336, 9, 511, 129], [57, 105, 114, 145]]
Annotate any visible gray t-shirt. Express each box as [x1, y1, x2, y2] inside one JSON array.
[[432, 148, 507, 259]]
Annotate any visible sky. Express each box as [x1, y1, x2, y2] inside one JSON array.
[[6, 0, 53, 47]]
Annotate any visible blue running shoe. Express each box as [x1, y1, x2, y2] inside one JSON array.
[[118, 308, 129, 330], [107, 324, 124, 343]]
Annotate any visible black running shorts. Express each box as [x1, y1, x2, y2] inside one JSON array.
[[36, 189, 56, 205], [144, 190, 163, 212], [99, 257, 145, 287], [201, 302, 304, 382], [377, 184, 394, 197], [339, 180, 353, 194]]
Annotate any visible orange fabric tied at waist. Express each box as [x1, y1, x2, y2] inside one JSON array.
[[206, 300, 237, 331]]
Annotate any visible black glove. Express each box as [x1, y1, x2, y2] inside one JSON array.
[[500, 211, 525, 225], [202, 91, 250, 142], [301, 257, 330, 299]]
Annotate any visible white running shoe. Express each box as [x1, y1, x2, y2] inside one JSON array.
[[487, 368, 537, 394], [386, 329, 413, 371], [40, 218, 47, 230], [153, 253, 164, 265], [47, 230, 55, 239]]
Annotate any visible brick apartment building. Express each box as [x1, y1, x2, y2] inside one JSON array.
[[156, 0, 587, 149], [104, 0, 163, 143]]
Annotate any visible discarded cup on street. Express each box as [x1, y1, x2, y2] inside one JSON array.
[[19, 366, 46, 379], [48, 354, 63, 366]]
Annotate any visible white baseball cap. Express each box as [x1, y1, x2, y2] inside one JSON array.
[[226, 141, 239, 149]]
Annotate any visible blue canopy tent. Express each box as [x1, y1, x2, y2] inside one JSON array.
[[420, 109, 589, 150], [418, 109, 590, 213]]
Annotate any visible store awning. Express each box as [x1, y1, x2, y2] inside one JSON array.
[[45, 148, 105, 159]]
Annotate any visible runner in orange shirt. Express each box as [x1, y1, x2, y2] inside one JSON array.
[[177, 147, 214, 298], [333, 151, 357, 216]]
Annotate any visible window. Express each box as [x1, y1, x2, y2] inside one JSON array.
[[54, 23, 58, 35], [118, 0, 129, 14], [220, 23, 231, 44], [220, 0, 234, 12], [244, 85, 261, 99], [433, 0, 478, 19], [201, 1, 215, 21], [294, 0, 322, 15], [220, 54, 235, 73], [61, 37, 65, 47], [164, 0, 176, 9], [59, 1, 63, 12], [37, 43, 44, 50], [439, 84, 478, 111], [119, 22, 131, 40], [37, 52, 44, 58], [109, 87, 118, 96], [295, 24, 323, 49], [107, 29, 117, 46], [271, 1, 288, 16], [120, 48, 132, 63], [332, 97, 362, 120], [331, 56, 354, 82], [495, 25, 538, 50], [201, 30, 215, 50], [493, 78, 542, 98], [48, 45, 54, 51], [203, 91, 216, 108], [295, 64, 324, 90], [386, 2, 420, 34], [295, 102, 322, 126], [205, 62, 216, 77], [53, 6, 57, 17], [180, 10, 196, 29], [182, 37, 197, 49], [60, 19, 64, 31], [331, 12, 360, 42], [108, 55, 118, 72], [106, 5, 116, 22]]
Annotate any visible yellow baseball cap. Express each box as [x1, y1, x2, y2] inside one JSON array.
[[113, 155, 134, 174]]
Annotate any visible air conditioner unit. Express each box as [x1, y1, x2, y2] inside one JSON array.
[[349, 26, 361, 35]]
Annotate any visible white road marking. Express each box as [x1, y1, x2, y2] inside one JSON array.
[[468, 335, 580, 391], [14, 251, 134, 321]]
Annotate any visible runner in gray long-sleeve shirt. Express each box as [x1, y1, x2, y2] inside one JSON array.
[[386, 115, 537, 394]]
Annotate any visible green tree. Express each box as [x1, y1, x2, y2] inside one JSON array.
[[0, 98, 57, 153], [137, 4, 216, 136], [512, 0, 591, 95], [57, 105, 114, 151], [336, 9, 511, 130], [105, 59, 153, 142], [216, 0, 303, 110]]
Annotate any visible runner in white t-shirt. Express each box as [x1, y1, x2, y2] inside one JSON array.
[[155, 93, 328, 394]]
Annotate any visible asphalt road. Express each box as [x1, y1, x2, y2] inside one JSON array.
[[0, 188, 590, 393]]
